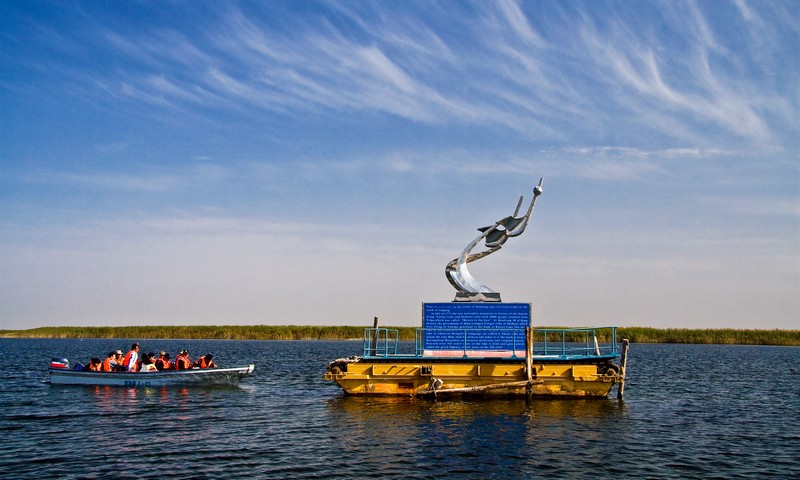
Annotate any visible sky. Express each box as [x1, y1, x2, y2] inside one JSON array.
[[1, 0, 798, 331]]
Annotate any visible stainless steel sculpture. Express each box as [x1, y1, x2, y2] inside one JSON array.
[[446, 178, 544, 302]]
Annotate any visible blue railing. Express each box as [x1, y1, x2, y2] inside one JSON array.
[[534, 327, 619, 357], [362, 326, 620, 360], [362, 328, 400, 357]]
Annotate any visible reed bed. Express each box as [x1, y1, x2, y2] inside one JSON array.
[[615, 327, 800, 346], [2, 325, 798, 345], [0, 325, 373, 340]]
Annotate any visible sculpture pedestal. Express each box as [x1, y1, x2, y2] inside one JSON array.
[[453, 291, 502, 302]]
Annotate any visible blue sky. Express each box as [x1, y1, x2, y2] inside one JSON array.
[[1, 0, 797, 330]]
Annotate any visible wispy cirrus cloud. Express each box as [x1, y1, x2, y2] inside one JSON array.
[[23, 162, 229, 192], [27, 171, 182, 192], [576, 1, 779, 143], [308, 144, 744, 183], [26, 1, 788, 149]]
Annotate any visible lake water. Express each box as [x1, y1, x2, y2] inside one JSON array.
[[1, 339, 798, 478]]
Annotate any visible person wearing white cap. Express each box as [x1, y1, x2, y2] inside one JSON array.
[[114, 350, 124, 371]]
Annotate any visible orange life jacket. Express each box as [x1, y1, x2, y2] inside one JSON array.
[[195, 357, 208, 369], [89, 362, 100, 371], [123, 350, 134, 370], [102, 358, 114, 372], [175, 355, 190, 370]]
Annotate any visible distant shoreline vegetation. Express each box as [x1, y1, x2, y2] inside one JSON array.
[[1, 326, 798, 346]]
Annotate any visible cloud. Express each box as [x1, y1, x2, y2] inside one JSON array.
[[497, 0, 545, 47], [93, 141, 129, 154], [699, 195, 800, 218], [577, 2, 777, 143], [145, 75, 203, 103], [22, 163, 230, 193], [270, 144, 736, 185], [27, 171, 181, 192], [16, 1, 788, 149], [357, 45, 416, 93]]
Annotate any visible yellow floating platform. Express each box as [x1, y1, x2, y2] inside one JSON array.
[[324, 359, 622, 398]]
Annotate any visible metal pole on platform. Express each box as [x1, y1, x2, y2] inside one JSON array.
[[525, 327, 534, 396], [370, 316, 379, 357], [618, 338, 630, 400]]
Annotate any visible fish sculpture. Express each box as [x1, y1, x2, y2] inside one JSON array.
[[446, 177, 543, 301]]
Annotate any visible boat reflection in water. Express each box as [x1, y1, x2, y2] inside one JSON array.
[[88, 384, 193, 405]]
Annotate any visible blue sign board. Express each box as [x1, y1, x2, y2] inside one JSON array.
[[422, 303, 531, 351]]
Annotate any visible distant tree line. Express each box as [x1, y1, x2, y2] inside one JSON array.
[[1, 325, 798, 346]]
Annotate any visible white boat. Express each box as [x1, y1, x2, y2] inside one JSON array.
[[49, 359, 255, 387]]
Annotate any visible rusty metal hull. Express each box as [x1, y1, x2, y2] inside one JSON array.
[[324, 359, 618, 398]]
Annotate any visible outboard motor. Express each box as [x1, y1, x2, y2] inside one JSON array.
[[49, 358, 69, 369]]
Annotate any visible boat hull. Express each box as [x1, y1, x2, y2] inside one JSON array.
[[49, 365, 255, 387], [324, 359, 619, 398]]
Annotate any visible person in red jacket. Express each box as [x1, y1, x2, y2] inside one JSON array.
[[122, 343, 140, 372], [193, 354, 216, 369], [174, 350, 191, 370], [155, 352, 172, 371], [87, 357, 102, 371], [101, 352, 117, 372]]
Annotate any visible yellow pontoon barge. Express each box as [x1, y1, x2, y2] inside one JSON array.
[[324, 322, 629, 399]]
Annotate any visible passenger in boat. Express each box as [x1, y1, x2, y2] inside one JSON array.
[[155, 351, 171, 371], [101, 352, 118, 372], [87, 357, 102, 372], [174, 350, 191, 370], [193, 354, 216, 369], [122, 343, 140, 372], [114, 350, 125, 371], [139, 354, 158, 372]]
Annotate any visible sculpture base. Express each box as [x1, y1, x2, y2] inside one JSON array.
[[453, 291, 502, 302]]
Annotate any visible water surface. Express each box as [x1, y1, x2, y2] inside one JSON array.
[[1, 339, 797, 478]]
